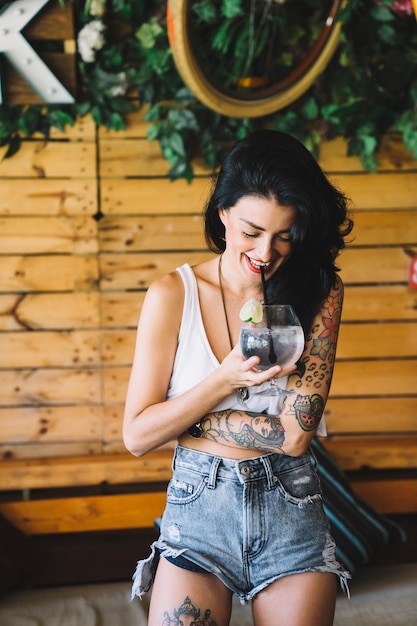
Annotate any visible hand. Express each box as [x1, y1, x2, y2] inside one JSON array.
[[220, 344, 296, 391]]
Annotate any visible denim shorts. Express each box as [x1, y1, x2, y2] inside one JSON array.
[[131, 445, 350, 603]]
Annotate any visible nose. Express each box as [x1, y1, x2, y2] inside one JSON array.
[[256, 237, 274, 262]]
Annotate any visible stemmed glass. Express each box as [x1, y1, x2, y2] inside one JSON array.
[[239, 304, 304, 397]]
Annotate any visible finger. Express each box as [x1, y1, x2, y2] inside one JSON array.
[[241, 355, 261, 371], [250, 365, 282, 384]]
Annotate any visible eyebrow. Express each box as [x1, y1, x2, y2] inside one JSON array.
[[239, 218, 292, 234]]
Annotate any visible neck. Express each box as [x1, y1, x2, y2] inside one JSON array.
[[218, 254, 263, 300]]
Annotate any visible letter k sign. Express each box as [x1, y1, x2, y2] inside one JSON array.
[[0, 0, 75, 104]]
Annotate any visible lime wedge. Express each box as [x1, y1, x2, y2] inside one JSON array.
[[239, 299, 263, 323]]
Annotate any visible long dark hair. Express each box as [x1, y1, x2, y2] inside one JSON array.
[[204, 130, 354, 333]]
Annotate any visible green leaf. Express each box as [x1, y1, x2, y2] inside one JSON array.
[[360, 153, 378, 172], [202, 142, 217, 170], [169, 131, 187, 158], [212, 22, 234, 54], [144, 105, 161, 122], [2, 135, 21, 160], [379, 24, 396, 44], [109, 112, 126, 131], [76, 102, 91, 117], [168, 160, 193, 182], [18, 107, 42, 136], [48, 110, 76, 131], [90, 106, 102, 127], [147, 124, 160, 141], [302, 98, 319, 121], [136, 19, 163, 49], [109, 98, 136, 115], [221, 0, 243, 20], [174, 87, 195, 106], [394, 110, 417, 157], [321, 104, 341, 125], [360, 134, 378, 156], [192, 0, 217, 24], [1, 0, 416, 181], [168, 108, 199, 131], [370, 6, 395, 22]]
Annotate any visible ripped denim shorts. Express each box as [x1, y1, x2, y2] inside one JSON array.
[[132, 445, 350, 604]]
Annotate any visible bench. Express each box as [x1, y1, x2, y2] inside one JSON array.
[[1, 438, 416, 537]]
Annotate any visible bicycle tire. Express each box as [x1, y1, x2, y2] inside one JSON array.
[[167, 0, 345, 118]]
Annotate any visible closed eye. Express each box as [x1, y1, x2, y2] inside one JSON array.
[[276, 234, 292, 243], [242, 230, 292, 242]]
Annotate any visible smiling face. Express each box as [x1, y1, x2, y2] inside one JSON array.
[[219, 194, 297, 287]]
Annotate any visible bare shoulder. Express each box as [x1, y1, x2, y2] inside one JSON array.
[[144, 270, 184, 310], [191, 257, 219, 288]]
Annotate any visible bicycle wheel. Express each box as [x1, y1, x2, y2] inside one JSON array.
[[167, 0, 345, 118]]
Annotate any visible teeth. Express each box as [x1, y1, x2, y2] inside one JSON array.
[[250, 259, 271, 269]]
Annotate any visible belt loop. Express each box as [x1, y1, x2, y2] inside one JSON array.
[[261, 455, 276, 490], [172, 445, 178, 472], [207, 456, 221, 489]]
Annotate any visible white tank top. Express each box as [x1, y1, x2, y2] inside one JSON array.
[[167, 264, 326, 435]]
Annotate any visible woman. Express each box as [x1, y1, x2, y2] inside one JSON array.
[[124, 130, 353, 626]]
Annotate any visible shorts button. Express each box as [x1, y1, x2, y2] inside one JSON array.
[[240, 465, 250, 475]]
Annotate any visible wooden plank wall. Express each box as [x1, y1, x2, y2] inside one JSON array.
[[0, 112, 416, 479]]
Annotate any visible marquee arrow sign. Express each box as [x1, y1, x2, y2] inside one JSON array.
[[0, 0, 75, 104]]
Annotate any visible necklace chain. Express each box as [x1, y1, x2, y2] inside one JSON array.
[[218, 255, 249, 404], [218, 255, 233, 351]]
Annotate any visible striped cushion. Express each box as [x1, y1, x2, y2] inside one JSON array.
[[310, 438, 407, 572]]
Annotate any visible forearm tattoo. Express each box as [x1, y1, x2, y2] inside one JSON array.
[[200, 409, 285, 453], [161, 595, 218, 625], [291, 392, 324, 432], [290, 282, 343, 431]]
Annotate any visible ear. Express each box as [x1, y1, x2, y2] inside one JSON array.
[[218, 207, 227, 226]]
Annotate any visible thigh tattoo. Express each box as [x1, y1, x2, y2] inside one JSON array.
[[161, 595, 219, 625]]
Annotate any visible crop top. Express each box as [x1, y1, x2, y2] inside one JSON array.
[[166, 264, 326, 435]]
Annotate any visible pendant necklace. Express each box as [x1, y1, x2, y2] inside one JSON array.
[[218, 255, 249, 405], [188, 255, 249, 438]]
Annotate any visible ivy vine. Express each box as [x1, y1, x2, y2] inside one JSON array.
[[0, 0, 416, 180]]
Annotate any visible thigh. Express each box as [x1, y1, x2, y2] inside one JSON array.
[[148, 556, 233, 626], [252, 572, 337, 626]]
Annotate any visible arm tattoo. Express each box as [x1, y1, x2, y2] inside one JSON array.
[[295, 283, 343, 391], [292, 393, 324, 431], [200, 409, 285, 453], [309, 284, 342, 365], [198, 285, 342, 447], [288, 283, 342, 431]]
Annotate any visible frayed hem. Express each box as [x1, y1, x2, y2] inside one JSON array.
[[130, 541, 189, 601], [339, 572, 351, 599], [240, 567, 351, 604], [131, 541, 159, 601]]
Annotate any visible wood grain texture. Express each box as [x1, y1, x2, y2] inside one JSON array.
[[0, 118, 416, 530], [0, 492, 167, 533], [0, 179, 97, 216], [0, 142, 96, 178]]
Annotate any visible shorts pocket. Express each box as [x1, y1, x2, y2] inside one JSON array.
[[276, 456, 322, 506], [166, 465, 207, 505]]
